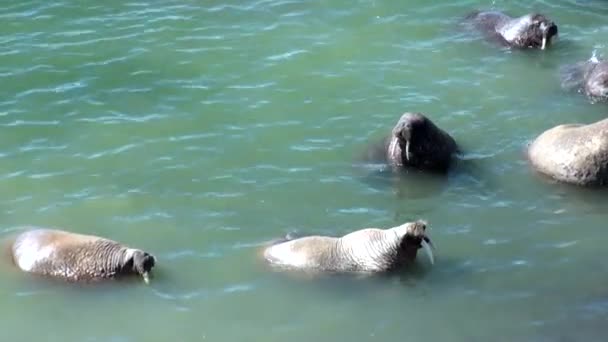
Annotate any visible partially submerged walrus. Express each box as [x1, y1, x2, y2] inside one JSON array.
[[465, 10, 558, 50], [10, 228, 156, 283], [377, 112, 458, 173], [527, 118, 608, 186], [560, 56, 608, 103], [263, 220, 434, 273]]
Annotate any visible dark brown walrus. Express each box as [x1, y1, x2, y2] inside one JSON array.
[[372, 112, 458, 173], [527, 118, 608, 186], [465, 10, 558, 50], [10, 228, 156, 283], [263, 220, 434, 273]]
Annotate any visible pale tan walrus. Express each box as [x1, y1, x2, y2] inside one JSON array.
[[527, 118, 608, 186], [10, 228, 156, 283], [263, 220, 434, 273]]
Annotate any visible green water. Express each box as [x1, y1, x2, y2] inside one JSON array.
[[2, 0, 608, 340]]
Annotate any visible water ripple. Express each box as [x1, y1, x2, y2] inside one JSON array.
[[2, 120, 61, 127], [266, 49, 309, 61], [15, 80, 89, 98], [76, 113, 167, 124]]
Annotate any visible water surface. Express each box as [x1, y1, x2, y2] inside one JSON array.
[[1, 0, 608, 341]]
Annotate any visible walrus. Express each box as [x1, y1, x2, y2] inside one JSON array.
[[10, 228, 156, 283], [560, 56, 608, 103], [465, 10, 558, 50], [365, 112, 458, 173], [527, 118, 608, 186], [263, 220, 434, 273]]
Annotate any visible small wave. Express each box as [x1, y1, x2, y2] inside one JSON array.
[[29, 170, 75, 180], [2, 120, 60, 127], [336, 207, 381, 214], [15, 81, 89, 98], [199, 192, 244, 199], [26, 33, 142, 50], [77, 113, 167, 124], [290, 145, 335, 152], [266, 49, 308, 61], [163, 250, 221, 260], [227, 82, 276, 89], [222, 283, 254, 294], [152, 289, 209, 301], [51, 30, 96, 37], [82, 56, 131, 67], [205, 4, 258, 12], [112, 212, 174, 223], [86, 143, 139, 160], [0, 170, 25, 180]]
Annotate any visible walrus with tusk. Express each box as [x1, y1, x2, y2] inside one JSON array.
[[385, 112, 458, 173], [465, 10, 558, 50], [10, 228, 156, 284], [263, 220, 434, 273]]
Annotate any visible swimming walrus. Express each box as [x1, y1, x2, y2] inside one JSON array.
[[465, 10, 558, 50], [365, 112, 458, 173], [263, 220, 434, 273], [560, 56, 608, 103], [527, 118, 608, 186], [10, 228, 156, 283]]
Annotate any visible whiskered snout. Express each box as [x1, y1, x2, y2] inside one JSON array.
[[392, 113, 427, 142], [403, 220, 434, 265], [131, 250, 156, 284], [540, 22, 558, 50]]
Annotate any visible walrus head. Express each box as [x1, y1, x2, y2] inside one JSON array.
[[585, 61, 608, 101], [395, 220, 434, 265], [123, 249, 156, 284], [502, 13, 558, 50], [390, 112, 439, 168]]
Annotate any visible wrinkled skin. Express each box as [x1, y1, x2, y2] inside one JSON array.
[[384, 112, 458, 173], [263, 220, 434, 274], [560, 57, 608, 103], [465, 10, 558, 49], [11, 228, 156, 283], [527, 118, 608, 186]]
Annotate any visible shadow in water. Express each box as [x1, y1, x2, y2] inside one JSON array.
[[355, 149, 499, 202], [531, 171, 608, 213], [359, 165, 450, 199], [265, 254, 469, 302]]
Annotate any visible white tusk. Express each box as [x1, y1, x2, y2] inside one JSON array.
[[541, 37, 547, 50], [143, 272, 150, 284], [421, 239, 434, 265], [405, 140, 411, 162], [389, 139, 398, 160]]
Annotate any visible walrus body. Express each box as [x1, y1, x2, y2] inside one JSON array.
[[375, 113, 458, 173], [527, 118, 608, 186], [11, 229, 156, 283], [263, 220, 434, 273], [560, 57, 608, 103], [465, 10, 558, 49]]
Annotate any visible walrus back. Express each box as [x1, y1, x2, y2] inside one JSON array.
[[11, 229, 128, 281], [465, 10, 510, 32], [11, 229, 56, 272], [264, 236, 339, 270]]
